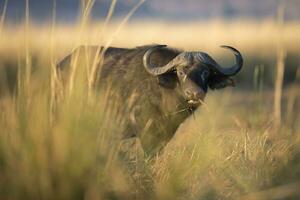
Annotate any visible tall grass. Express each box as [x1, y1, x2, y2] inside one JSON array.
[[274, 3, 286, 128], [0, 1, 300, 200]]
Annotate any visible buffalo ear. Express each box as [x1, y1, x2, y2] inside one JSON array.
[[208, 76, 235, 90], [157, 72, 178, 89]]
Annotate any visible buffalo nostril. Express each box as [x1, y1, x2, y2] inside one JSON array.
[[185, 90, 193, 97], [186, 90, 205, 101], [186, 90, 201, 99]]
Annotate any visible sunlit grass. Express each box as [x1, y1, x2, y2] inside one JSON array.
[[1, 20, 300, 56]]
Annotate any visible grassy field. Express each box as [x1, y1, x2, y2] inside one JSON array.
[[1, 5, 300, 199]]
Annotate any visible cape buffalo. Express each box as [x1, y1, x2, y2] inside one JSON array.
[[57, 45, 243, 153]]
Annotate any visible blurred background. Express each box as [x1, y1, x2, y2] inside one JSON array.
[[5, 0, 300, 22], [1, 0, 300, 89]]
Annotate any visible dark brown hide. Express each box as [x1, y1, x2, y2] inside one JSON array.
[[57, 45, 241, 153], [57, 45, 190, 153]]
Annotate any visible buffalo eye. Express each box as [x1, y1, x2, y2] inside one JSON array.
[[201, 70, 210, 82], [178, 71, 185, 77]]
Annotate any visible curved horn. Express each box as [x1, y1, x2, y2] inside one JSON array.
[[143, 45, 177, 76], [213, 46, 243, 76]]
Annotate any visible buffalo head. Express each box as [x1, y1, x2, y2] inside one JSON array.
[[143, 45, 243, 108]]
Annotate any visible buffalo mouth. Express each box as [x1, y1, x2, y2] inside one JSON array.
[[187, 99, 203, 108]]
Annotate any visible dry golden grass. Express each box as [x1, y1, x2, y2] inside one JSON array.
[[1, 20, 300, 57]]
